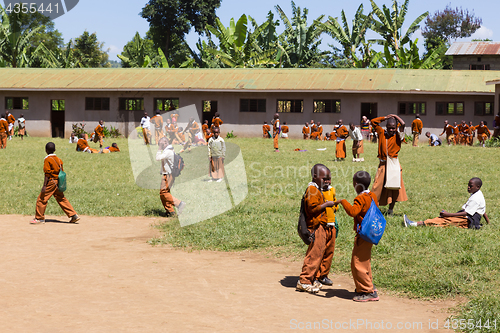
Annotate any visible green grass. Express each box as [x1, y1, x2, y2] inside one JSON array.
[[1, 136, 500, 329]]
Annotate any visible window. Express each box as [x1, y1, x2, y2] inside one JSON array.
[[398, 102, 426, 115], [474, 102, 493, 116], [240, 99, 266, 112], [436, 102, 464, 115], [313, 100, 341, 113], [85, 97, 110, 110], [51, 99, 65, 111], [155, 98, 179, 111], [470, 64, 490, 70], [277, 99, 303, 113], [203, 100, 218, 113], [119, 98, 144, 111], [5, 97, 28, 110]]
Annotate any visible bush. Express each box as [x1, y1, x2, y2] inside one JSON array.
[[226, 130, 237, 139], [13, 126, 29, 137], [485, 137, 500, 148], [72, 123, 88, 137], [103, 125, 122, 138]]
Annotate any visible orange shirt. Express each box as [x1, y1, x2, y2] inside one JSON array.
[[95, 124, 104, 137], [340, 191, 378, 232], [411, 118, 423, 134], [187, 121, 199, 135], [310, 124, 317, 133], [330, 131, 337, 140], [0, 118, 8, 132], [44, 154, 63, 180], [202, 124, 209, 133], [371, 117, 402, 160], [317, 125, 323, 135], [458, 124, 469, 134], [7, 114, 15, 124], [205, 132, 213, 141], [304, 185, 327, 228], [273, 120, 280, 134], [281, 125, 289, 134], [336, 125, 348, 139], [109, 146, 120, 152], [474, 125, 490, 136], [212, 117, 223, 128], [151, 115, 163, 129], [263, 125, 271, 135], [442, 124, 454, 136], [453, 126, 459, 135], [302, 126, 310, 135], [170, 113, 179, 122], [77, 138, 89, 151]]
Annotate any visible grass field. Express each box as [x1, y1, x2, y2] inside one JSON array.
[[1, 136, 499, 331]]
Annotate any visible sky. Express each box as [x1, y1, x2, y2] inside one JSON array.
[[50, 0, 499, 62]]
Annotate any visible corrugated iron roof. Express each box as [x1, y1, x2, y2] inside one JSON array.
[[446, 42, 500, 56], [0, 68, 498, 94]]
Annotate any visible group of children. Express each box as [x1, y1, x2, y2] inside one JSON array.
[[296, 113, 488, 302], [0, 111, 26, 148], [437, 119, 495, 147]]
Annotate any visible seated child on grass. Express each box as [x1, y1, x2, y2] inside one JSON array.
[[101, 143, 120, 153], [334, 171, 379, 302], [404, 177, 489, 229], [296, 164, 337, 294]]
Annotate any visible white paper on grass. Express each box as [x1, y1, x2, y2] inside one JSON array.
[[128, 104, 248, 226]]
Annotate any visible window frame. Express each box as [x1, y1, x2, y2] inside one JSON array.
[[277, 99, 303, 113], [5, 97, 29, 110], [85, 97, 110, 111], [398, 102, 426, 115], [118, 98, 144, 111], [154, 98, 179, 111], [474, 101, 494, 116], [435, 102, 465, 116], [240, 99, 266, 112], [313, 99, 341, 113]]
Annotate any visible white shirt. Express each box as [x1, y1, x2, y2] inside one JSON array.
[[156, 145, 174, 175], [349, 127, 363, 141], [141, 116, 150, 129], [462, 190, 486, 216], [18, 117, 25, 128], [208, 136, 225, 158], [69, 136, 78, 143]]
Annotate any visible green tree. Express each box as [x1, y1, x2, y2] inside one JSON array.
[[72, 31, 110, 68], [378, 39, 443, 69], [0, 4, 43, 67], [323, 4, 373, 66], [118, 32, 157, 68], [275, 1, 326, 67], [140, 0, 221, 64], [34, 39, 82, 68], [370, 0, 428, 52], [205, 14, 278, 68]]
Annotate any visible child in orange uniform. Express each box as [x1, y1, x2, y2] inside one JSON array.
[[335, 171, 379, 302], [370, 114, 408, 215], [272, 113, 280, 152], [0, 113, 8, 149], [31, 142, 80, 224], [302, 122, 310, 139], [411, 114, 423, 146], [211, 112, 223, 132], [93, 120, 105, 148], [6, 111, 15, 140], [151, 111, 165, 144], [335, 120, 349, 161], [263, 122, 271, 138], [280, 122, 289, 139], [101, 143, 120, 153], [297, 164, 337, 294], [472, 121, 491, 147]]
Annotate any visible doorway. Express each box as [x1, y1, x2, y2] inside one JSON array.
[[202, 100, 218, 124], [360, 103, 377, 121], [51, 99, 65, 138]]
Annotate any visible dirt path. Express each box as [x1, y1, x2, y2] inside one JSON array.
[[1, 215, 457, 332]]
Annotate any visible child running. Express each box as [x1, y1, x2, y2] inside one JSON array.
[[31, 142, 80, 224], [334, 171, 379, 302]]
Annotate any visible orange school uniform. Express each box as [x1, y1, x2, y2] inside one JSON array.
[[7, 113, 15, 136], [339, 191, 378, 293], [473, 125, 491, 143], [299, 184, 335, 285], [0, 118, 8, 148], [370, 117, 408, 206], [411, 118, 423, 146], [263, 125, 271, 138], [335, 125, 349, 159], [35, 154, 77, 220], [302, 126, 310, 139], [94, 124, 104, 146], [273, 120, 280, 149]]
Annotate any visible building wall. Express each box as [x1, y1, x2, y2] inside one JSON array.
[[452, 55, 500, 70], [0, 90, 495, 139]]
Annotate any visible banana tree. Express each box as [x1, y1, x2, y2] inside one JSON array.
[[275, 1, 326, 67], [369, 0, 428, 53], [378, 38, 443, 69], [34, 40, 82, 68], [0, 4, 42, 67], [323, 4, 373, 61]]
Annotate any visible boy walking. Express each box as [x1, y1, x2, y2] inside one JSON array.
[[404, 178, 489, 229], [297, 164, 337, 294], [349, 123, 364, 162], [334, 171, 379, 301], [0, 113, 8, 148], [411, 114, 423, 146], [18, 114, 26, 140], [208, 127, 225, 182], [31, 142, 80, 224], [93, 120, 104, 148], [272, 113, 280, 152]]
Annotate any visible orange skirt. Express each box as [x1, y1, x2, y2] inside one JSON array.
[[336, 140, 346, 159], [371, 162, 408, 206]]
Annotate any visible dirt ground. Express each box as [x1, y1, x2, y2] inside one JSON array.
[[1, 214, 459, 332]]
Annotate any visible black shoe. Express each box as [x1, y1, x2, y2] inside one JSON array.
[[318, 276, 333, 286]]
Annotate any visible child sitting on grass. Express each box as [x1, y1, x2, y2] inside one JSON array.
[[404, 177, 489, 229], [296, 164, 337, 294], [334, 171, 379, 302]]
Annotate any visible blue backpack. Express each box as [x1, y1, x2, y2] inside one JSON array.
[[357, 199, 386, 245]]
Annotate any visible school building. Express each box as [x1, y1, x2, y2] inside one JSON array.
[[0, 68, 499, 139]]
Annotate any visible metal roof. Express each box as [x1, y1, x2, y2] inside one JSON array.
[[0, 68, 498, 94], [446, 42, 500, 56]]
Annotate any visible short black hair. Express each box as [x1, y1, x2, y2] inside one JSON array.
[[311, 163, 329, 178], [387, 117, 397, 126], [354, 171, 371, 191], [470, 177, 482, 188], [45, 142, 56, 153], [112, 143, 117, 148]]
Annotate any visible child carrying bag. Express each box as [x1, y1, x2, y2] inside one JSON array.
[[357, 199, 386, 245], [51, 157, 66, 192], [384, 137, 401, 190]]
